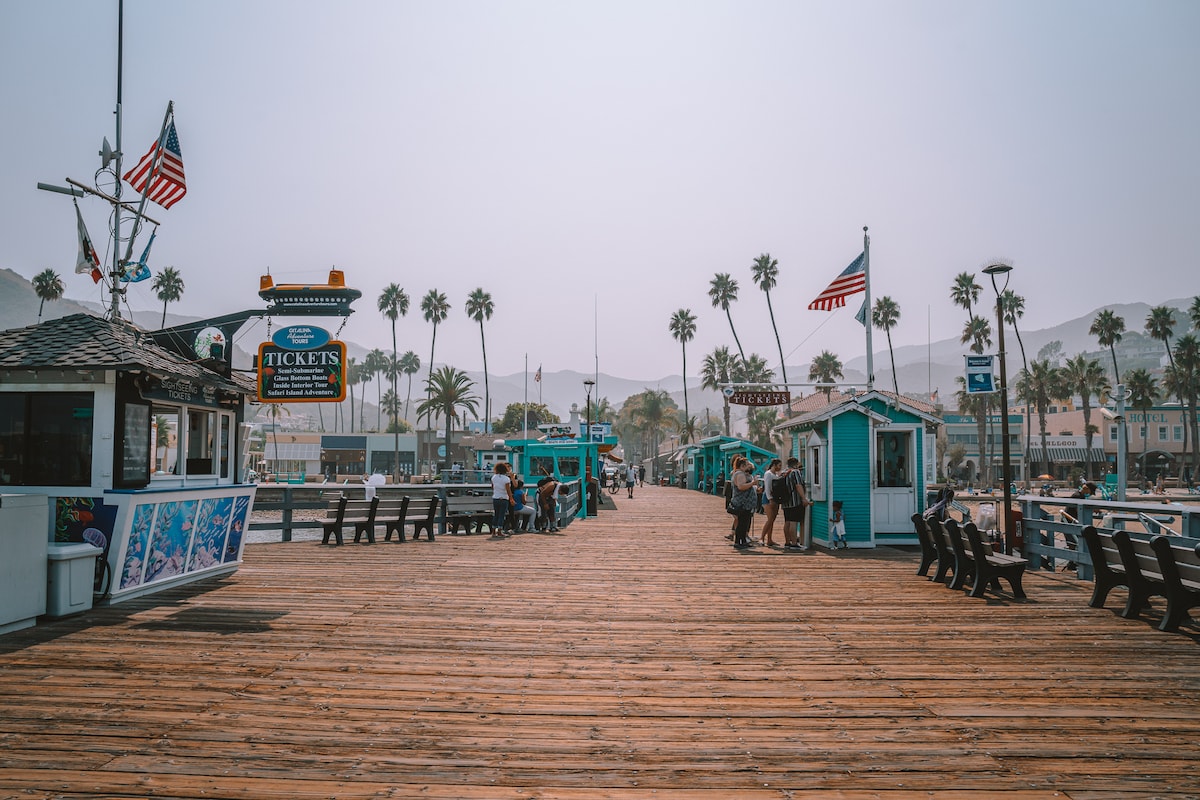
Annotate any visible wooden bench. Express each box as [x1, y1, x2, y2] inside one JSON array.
[[444, 494, 497, 535], [382, 495, 440, 542], [962, 521, 1028, 600], [924, 516, 960, 587], [319, 495, 380, 546], [941, 518, 977, 591], [911, 513, 939, 578], [1149, 535, 1200, 632], [1110, 529, 1168, 622], [1079, 525, 1137, 613]]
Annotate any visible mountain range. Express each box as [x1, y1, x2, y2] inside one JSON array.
[[2, 268, 1192, 432]]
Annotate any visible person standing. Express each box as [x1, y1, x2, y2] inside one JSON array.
[[537, 476, 561, 532], [625, 462, 637, 498], [729, 456, 759, 548], [760, 459, 783, 547], [638, 465, 646, 487], [780, 457, 811, 551], [490, 463, 514, 538]]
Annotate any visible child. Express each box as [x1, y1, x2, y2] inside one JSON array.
[[830, 501, 847, 549]]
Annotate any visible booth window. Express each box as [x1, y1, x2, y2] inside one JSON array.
[[529, 456, 554, 478], [151, 403, 233, 479], [558, 456, 580, 478], [0, 392, 93, 486]]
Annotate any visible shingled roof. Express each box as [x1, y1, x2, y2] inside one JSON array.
[[0, 313, 255, 395]]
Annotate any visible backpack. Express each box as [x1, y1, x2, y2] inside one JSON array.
[[770, 471, 789, 504]]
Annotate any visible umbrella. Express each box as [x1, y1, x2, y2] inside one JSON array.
[[1036, 474, 1054, 481]]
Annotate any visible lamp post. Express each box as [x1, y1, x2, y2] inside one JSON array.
[[583, 379, 595, 439], [983, 261, 1015, 554]]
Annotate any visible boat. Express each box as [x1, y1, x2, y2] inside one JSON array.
[[258, 269, 362, 316]]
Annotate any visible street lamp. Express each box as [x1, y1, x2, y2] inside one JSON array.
[[583, 379, 595, 438], [983, 261, 1015, 554]]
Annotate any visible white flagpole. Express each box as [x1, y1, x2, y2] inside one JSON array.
[[523, 353, 529, 438], [863, 226, 874, 392]]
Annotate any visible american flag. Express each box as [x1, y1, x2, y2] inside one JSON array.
[[808, 252, 866, 311], [534, 365, 542, 383], [123, 120, 187, 209]]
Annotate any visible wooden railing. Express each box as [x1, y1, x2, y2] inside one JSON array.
[[250, 480, 583, 542]]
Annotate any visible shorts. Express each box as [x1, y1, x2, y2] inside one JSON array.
[[782, 505, 804, 523]]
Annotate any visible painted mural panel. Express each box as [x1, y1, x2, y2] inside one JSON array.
[[188, 496, 232, 572], [224, 495, 249, 563], [144, 500, 198, 584], [120, 502, 156, 589]]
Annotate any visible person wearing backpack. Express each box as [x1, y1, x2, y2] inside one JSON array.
[[779, 457, 811, 551], [759, 459, 783, 547]]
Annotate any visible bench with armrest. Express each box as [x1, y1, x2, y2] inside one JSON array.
[[1149, 535, 1200, 632], [319, 495, 380, 545], [911, 513, 939, 578], [1079, 525, 1132, 612], [941, 518, 977, 591], [444, 494, 497, 535], [962, 521, 1028, 600], [924, 516, 960, 587], [1110, 529, 1168, 621]]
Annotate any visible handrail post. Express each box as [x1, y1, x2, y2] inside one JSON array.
[[281, 487, 293, 542]]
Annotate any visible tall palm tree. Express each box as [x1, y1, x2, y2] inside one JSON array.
[[1172, 334, 1200, 475], [701, 346, 739, 436], [808, 351, 844, 397], [1000, 289, 1032, 470], [950, 271, 982, 325], [399, 351, 421, 424], [32, 268, 64, 324], [708, 273, 746, 362], [1023, 359, 1063, 477], [1125, 367, 1158, 476], [746, 406, 782, 453], [416, 366, 479, 472], [1089, 309, 1126, 384], [344, 356, 360, 432], [420, 290, 450, 468], [378, 283, 410, 478], [668, 308, 697, 433], [960, 314, 993, 481], [750, 253, 787, 386], [1062, 354, 1110, 480], [1146, 306, 1186, 469], [363, 348, 387, 431], [151, 267, 184, 329], [629, 388, 677, 463], [1190, 296, 1200, 331], [464, 288, 495, 430], [872, 295, 901, 398]]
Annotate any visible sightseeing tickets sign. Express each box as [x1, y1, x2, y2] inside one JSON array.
[[258, 325, 346, 402], [728, 390, 791, 407]]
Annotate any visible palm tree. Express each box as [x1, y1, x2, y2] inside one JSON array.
[[628, 388, 677, 463], [378, 283, 410, 478], [363, 349, 387, 431], [809, 351, 843, 397], [419, 290, 450, 468], [1000, 289, 1032, 471], [1062, 354, 1110, 480], [344, 356, 360, 432], [1146, 306, 1186, 469], [464, 288, 495, 431], [708, 273, 746, 362], [1023, 359, 1063, 477], [701, 346, 739, 436], [872, 295, 901, 398], [950, 271, 982, 325], [668, 308, 697, 433], [1125, 367, 1158, 476], [1172, 334, 1200, 475], [151, 267, 184, 329], [416, 366, 479, 472], [1089, 309, 1126, 384], [746, 407, 782, 453], [32, 268, 64, 324], [399, 351, 421, 424], [750, 253, 787, 386], [381, 389, 402, 434], [960, 314, 993, 482]]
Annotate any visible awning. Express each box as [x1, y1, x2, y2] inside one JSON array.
[[265, 442, 321, 460], [1028, 447, 1107, 463]]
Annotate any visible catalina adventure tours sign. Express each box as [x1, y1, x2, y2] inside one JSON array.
[[257, 325, 346, 402]]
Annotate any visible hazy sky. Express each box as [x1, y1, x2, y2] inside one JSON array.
[[2, 1, 1197, 384]]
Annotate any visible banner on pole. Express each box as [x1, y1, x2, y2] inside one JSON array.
[[965, 355, 996, 394]]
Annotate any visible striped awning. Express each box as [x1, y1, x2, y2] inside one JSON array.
[[1028, 447, 1107, 463]]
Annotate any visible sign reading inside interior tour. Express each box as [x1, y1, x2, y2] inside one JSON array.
[[257, 341, 346, 402], [729, 390, 791, 406]]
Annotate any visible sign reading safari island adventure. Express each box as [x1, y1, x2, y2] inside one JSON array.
[[257, 325, 346, 402]]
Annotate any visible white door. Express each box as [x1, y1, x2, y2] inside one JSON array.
[[874, 429, 916, 532]]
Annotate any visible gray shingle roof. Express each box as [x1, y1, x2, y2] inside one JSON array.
[[0, 313, 255, 395]]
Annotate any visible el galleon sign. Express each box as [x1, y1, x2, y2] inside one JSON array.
[[258, 325, 346, 402]]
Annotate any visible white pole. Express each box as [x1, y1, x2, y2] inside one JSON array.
[[863, 226, 874, 391], [523, 353, 529, 438]]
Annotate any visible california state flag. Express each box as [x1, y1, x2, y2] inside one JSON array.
[[74, 204, 103, 283]]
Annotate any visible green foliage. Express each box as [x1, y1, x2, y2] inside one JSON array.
[[494, 403, 559, 434]]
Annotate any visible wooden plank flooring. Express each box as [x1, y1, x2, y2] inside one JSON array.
[[3, 485, 1200, 798]]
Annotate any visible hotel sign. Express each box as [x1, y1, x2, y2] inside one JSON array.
[[729, 390, 791, 406]]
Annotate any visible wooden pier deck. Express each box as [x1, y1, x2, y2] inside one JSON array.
[[3, 485, 1200, 798]]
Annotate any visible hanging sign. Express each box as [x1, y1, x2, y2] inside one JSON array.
[[729, 390, 791, 406], [965, 355, 996, 393], [272, 325, 331, 351], [257, 341, 346, 402]]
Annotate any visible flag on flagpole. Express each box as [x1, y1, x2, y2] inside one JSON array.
[[121, 228, 155, 283], [808, 252, 867, 311], [74, 203, 103, 283], [123, 120, 187, 209], [534, 365, 542, 383], [855, 299, 868, 327]]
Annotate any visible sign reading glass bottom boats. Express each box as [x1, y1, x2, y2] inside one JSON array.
[[258, 325, 346, 402]]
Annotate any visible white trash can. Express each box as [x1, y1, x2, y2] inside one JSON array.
[[46, 543, 102, 618]]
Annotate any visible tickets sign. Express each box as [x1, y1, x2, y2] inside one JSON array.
[[257, 341, 346, 402], [729, 390, 791, 406]]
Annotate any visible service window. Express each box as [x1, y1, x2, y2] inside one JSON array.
[[116, 402, 152, 488], [558, 456, 580, 478], [185, 409, 215, 475], [0, 392, 93, 487]]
